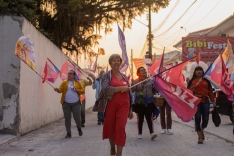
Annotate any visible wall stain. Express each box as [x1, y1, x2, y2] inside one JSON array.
[[2, 83, 18, 99], [10, 63, 18, 69]]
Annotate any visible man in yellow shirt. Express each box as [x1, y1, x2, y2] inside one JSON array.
[[79, 77, 92, 127]]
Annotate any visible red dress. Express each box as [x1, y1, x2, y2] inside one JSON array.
[[103, 73, 130, 146]]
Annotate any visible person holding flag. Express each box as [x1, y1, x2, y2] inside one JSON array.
[[92, 70, 105, 125], [98, 54, 133, 156], [54, 70, 85, 138], [131, 67, 157, 140], [187, 66, 215, 144]]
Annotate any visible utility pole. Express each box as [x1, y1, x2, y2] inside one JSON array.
[[148, 2, 152, 60]]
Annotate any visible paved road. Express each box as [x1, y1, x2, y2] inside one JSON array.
[[0, 109, 234, 156]]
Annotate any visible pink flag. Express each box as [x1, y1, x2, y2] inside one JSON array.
[[60, 61, 75, 81], [148, 52, 164, 76], [161, 60, 189, 89], [154, 76, 201, 122], [204, 55, 234, 101], [42, 58, 60, 83]]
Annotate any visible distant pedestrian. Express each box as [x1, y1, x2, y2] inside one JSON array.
[[159, 67, 173, 135], [92, 70, 105, 125], [187, 66, 214, 144], [79, 77, 92, 127], [54, 70, 85, 138], [131, 67, 157, 140], [98, 54, 133, 156]]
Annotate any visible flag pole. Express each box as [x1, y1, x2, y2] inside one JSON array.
[[25, 60, 55, 89], [129, 49, 134, 80], [129, 56, 196, 89], [68, 59, 89, 78]]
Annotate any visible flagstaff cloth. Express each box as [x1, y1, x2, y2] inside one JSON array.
[[103, 73, 130, 146]]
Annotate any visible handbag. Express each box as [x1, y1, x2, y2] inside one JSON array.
[[212, 107, 221, 127], [92, 100, 99, 112]]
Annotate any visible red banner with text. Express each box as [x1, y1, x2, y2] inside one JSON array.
[[182, 37, 234, 63]]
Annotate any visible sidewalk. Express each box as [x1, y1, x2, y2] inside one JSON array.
[[172, 111, 234, 143], [0, 108, 234, 156], [0, 134, 17, 146]]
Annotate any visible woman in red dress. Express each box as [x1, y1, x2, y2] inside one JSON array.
[[99, 54, 133, 156]]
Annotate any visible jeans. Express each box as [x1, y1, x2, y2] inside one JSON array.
[[195, 100, 210, 131], [97, 112, 104, 123], [81, 100, 86, 125], [62, 101, 81, 133]]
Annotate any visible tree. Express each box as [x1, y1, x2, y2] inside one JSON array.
[[37, 0, 169, 59], [0, 0, 170, 62], [0, 0, 38, 23]]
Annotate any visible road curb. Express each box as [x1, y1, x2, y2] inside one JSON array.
[[172, 119, 234, 144], [0, 136, 18, 146]]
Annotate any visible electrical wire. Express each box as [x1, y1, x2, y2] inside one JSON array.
[[183, 0, 205, 26], [154, 0, 197, 38], [152, 0, 180, 33], [187, 0, 222, 29]]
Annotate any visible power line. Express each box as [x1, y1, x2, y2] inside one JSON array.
[[187, 0, 221, 28], [154, 0, 197, 38], [152, 0, 180, 33], [154, 0, 205, 49], [183, 0, 205, 26]]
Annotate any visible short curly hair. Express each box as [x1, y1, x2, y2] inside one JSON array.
[[108, 54, 122, 65]]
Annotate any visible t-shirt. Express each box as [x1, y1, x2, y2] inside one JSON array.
[[65, 81, 79, 103]]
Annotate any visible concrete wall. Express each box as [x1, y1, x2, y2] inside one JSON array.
[[0, 16, 22, 135], [0, 16, 96, 135]]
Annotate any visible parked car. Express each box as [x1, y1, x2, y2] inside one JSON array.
[[214, 89, 234, 123]]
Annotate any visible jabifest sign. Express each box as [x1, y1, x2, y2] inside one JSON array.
[[182, 37, 234, 63]]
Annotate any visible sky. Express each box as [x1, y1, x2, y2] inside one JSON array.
[[81, 0, 234, 68]]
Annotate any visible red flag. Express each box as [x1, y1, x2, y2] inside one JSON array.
[[161, 60, 189, 89], [204, 55, 234, 101], [154, 76, 201, 122], [60, 61, 75, 81], [42, 58, 60, 83], [148, 52, 164, 76]]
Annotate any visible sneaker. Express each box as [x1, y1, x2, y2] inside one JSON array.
[[81, 124, 85, 127], [65, 133, 71, 138], [167, 129, 173, 135], [137, 134, 142, 139], [151, 133, 157, 140], [161, 129, 166, 134]]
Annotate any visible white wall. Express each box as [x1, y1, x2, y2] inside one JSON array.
[[19, 19, 68, 134], [0, 16, 96, 135], [85, 86, 96, 110]]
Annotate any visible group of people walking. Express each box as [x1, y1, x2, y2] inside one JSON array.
[[53, 53, 224, 156]]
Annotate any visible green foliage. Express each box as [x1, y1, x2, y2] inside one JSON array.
[[0, 0, 38, 23], [0, 0, 170, 59]]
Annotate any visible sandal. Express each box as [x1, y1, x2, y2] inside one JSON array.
[[198, 138, 203, 144]]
